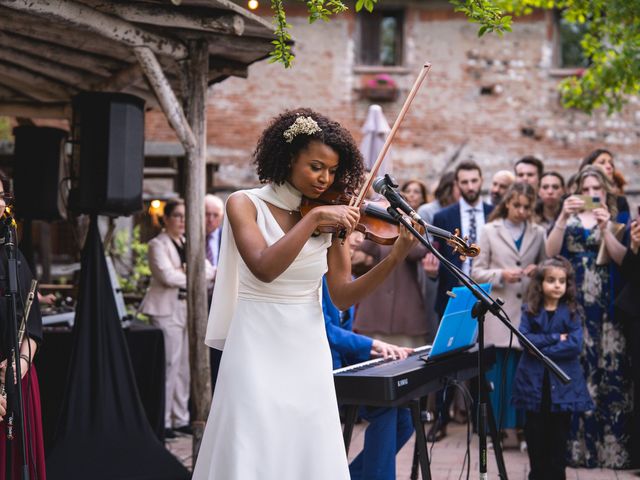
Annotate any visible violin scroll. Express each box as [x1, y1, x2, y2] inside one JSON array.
[[446, 228, 480, 258]]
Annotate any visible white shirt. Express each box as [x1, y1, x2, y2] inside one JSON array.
[[459, 197, 485, 276]]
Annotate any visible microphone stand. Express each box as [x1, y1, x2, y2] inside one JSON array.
[[384, 204, 570, 480], [2, 218, 30, 480]]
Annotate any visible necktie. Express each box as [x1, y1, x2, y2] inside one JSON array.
[[468, 208, 478, 244], [206, 233, 214, 265]]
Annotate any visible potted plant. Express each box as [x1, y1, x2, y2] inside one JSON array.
[[361, 73, 399, 101]]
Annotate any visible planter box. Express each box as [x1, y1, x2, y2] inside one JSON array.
[[361, 86, 399, 102]]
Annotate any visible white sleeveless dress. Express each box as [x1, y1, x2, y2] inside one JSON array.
[[192, 191, 350, 480]]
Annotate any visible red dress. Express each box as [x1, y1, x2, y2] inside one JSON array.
[[0, 366, 46, 480]]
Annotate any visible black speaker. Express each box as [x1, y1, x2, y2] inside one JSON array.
[[69, 92, 145, 216], [13, 126, 67, 221]]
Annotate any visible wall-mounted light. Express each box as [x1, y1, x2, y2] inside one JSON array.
[[248, 0, 259, 10], [148, 199, 165, 227]]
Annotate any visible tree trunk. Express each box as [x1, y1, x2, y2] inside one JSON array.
[[184, 38, 211, 462]]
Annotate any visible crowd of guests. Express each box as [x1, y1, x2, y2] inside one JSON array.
[[142, 147, 638, 478], [327, 150, 638, 478]]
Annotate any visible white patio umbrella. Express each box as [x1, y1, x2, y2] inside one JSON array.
[[360, 104, 393, 176]]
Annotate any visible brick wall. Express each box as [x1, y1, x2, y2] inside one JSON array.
[[144, 2, 640, 202]]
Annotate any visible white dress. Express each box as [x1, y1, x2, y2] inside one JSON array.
[[192, 188, 350, 479]]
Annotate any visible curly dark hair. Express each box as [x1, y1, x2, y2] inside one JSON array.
[[525, 256, 580, 318], [253, 108, 364, 191]]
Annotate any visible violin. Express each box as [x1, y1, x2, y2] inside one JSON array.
[[299, 189, 480, 258]]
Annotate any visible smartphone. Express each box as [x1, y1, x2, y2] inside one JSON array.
[[577, 195, 601, 210]]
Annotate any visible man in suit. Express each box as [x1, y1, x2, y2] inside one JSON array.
[[488, 170, 515, 206], [429, 161, 493, 441], [432, 161, 493, 318], [322, 277, 414, 480], [205, 194, 224, 284], [205, 194, 224, 394], [514, 156, 544, 193]]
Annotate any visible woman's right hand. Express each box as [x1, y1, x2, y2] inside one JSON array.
[[502, 268, 523, 283], [559, 195, 585, 221], [313, 205, 360, 235]]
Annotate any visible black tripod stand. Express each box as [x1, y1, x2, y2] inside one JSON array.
[[2, 213, 30, 480]]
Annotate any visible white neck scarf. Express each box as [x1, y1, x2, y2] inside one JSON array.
[[205, 182, 301, 349]]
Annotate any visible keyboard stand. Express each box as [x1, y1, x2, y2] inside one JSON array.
[[409, 377, 509, 480]]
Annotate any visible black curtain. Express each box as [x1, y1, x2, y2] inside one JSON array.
[[45, 217, 189, 479]]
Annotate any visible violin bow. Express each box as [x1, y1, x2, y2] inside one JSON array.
[[352, 63, 432, 208]]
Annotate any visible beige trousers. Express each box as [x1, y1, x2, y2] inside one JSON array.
[[152, 300, 190, 429]]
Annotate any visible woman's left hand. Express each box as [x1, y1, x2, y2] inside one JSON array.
[[593, 206, 611, 231], [390, 221, 418, 261], [422, 253, 440, 278]]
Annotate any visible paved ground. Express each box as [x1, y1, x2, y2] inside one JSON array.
[[166, 421, 639, 479]]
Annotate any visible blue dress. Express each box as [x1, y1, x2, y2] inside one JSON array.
[[561, 216, 632, 468]]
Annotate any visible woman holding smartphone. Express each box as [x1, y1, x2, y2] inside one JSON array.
[[546, 165, 631, 468]]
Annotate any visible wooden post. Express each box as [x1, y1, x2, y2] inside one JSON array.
[[183, 38, 211, 460]]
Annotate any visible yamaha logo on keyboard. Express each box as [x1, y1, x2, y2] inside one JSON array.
[[397, 378, 408, 387]]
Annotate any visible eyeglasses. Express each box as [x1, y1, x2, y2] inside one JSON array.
[[0, 192, 14, 203], [170, 213, 185, 219]]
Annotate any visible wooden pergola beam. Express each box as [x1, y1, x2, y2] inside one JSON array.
[[0, 47, 107, 89], [134, 46, 196, 153], [0, 102, 71, 119], [204, 32, 273, 57], [90, 63, 142, 92], [0, 78, 50, 103], [0, 61, 75, 100], [209, 56, 249, 79], [81, 0, 245, 36], [0, 10, 134, 60], [0, 30, 125, 77], [0, 0, 189, 59]]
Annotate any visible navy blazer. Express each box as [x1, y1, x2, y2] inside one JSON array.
[[432, 201, 493, 316], [322, 278, 372, 370], [512, 304, 593, 412]]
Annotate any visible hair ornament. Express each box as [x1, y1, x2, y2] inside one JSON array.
[[283, 115, 322, 143]]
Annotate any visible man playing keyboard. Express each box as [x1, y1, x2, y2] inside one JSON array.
[[322, 276, 414, 480]]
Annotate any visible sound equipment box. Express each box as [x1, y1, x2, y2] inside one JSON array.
[[69, 92, 145, 216], [13, 126, 67, 221]]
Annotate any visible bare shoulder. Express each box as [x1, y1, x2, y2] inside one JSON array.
[[226, 191, 257, 221]]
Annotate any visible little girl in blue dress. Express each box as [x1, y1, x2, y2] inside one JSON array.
[[512, 256, 593, 480]]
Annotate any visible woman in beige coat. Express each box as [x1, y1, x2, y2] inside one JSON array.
[[471, 182, 546, 443], [141, 198, 215, 438]]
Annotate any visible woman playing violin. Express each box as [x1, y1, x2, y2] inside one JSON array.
[[192, 109, 418, 480]]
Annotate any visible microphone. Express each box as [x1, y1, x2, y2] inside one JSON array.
[[372, 176, 455, 240], [372, 176, 423, 224]]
